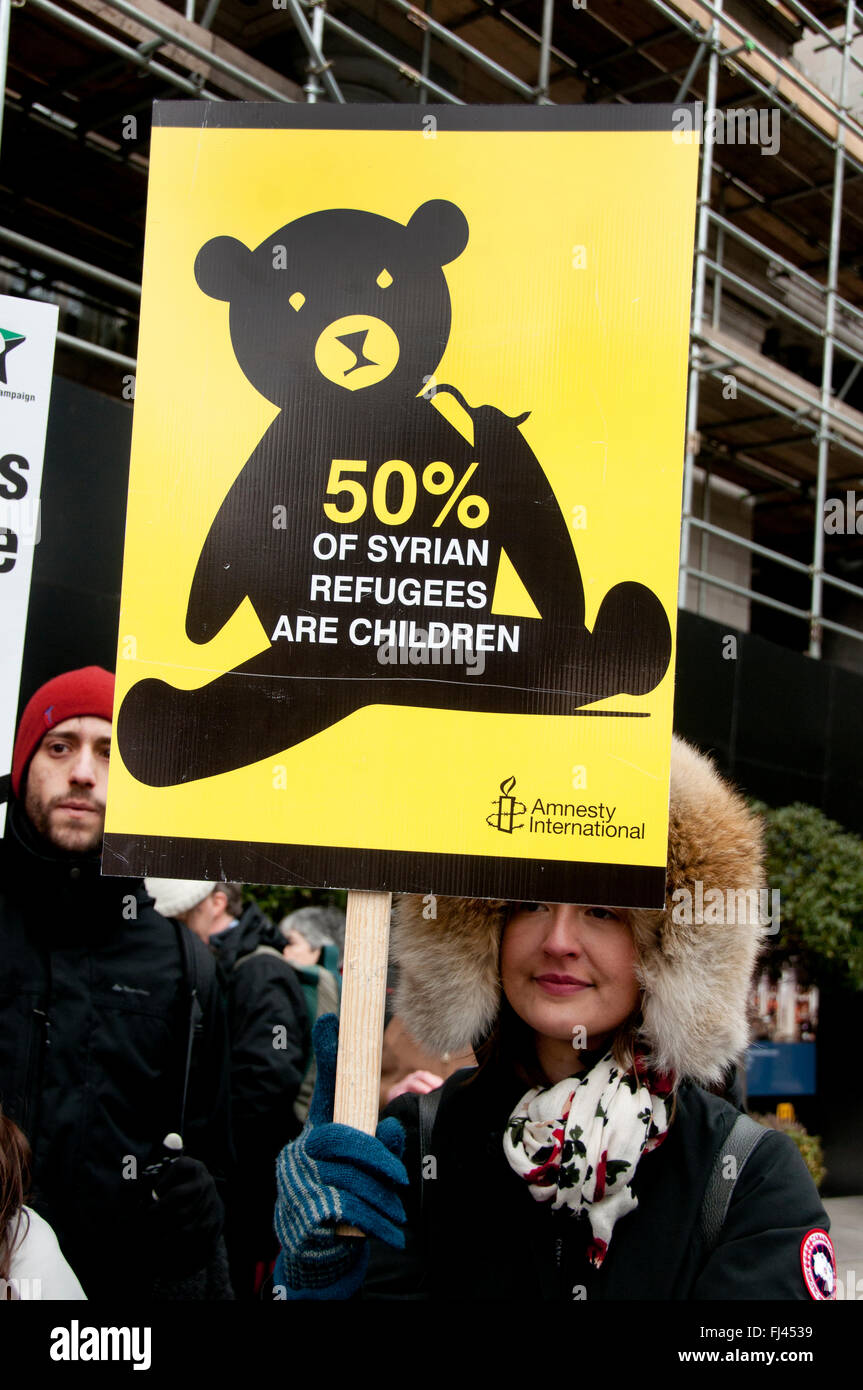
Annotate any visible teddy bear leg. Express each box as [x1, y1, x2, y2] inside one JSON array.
[[117, 656, 352, 786], [575, 580, 672, 701]]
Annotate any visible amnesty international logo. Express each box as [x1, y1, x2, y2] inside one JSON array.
[[486, 776, 526, 834], [486, 778, 646, 842]]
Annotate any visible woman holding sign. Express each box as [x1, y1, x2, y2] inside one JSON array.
[[273, 738, 833, 1301]]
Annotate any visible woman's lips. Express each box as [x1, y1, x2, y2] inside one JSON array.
[[534, 974, 592, 996]]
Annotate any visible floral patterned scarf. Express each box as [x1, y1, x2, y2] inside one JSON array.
[[502, 1052, 675, 1267]]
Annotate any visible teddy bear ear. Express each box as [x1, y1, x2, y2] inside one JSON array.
[[194, 236, 254, 302], [407, 200, 469, 267]]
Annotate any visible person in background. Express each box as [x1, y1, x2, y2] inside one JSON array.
[[378, 959, 472, 1110], [279, 904, 346, 970], [278, 904, 465, 1108], [147, 878, 309, 1298], [0, 1106, 85, 1300], [0, 668, 233, 1300], [278, 906, 343, 1124]]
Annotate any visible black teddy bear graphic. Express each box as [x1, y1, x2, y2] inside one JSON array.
[[118, 199, 671, 786]]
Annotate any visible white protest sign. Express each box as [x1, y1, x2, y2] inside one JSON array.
[[0, 293, 59, 830]]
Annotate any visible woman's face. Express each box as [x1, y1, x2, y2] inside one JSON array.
[[500, 903, 641, 1059]]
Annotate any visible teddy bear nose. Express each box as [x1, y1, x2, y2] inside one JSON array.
[[335, 329, 376, 374], [315, 314, 400, 391]]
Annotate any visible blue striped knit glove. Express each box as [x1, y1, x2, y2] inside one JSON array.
[[273, 1013, 408, 1299]]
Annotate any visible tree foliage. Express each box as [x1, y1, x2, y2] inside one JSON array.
[[749, 1112, 827, 1189], [242, 882, 347, 925], [753, 801, 863, 991]]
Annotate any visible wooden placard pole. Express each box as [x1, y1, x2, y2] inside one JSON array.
[[333, 887, 392, 1236]]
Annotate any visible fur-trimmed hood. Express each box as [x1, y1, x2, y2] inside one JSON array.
[[392, 737, 767, 1086]]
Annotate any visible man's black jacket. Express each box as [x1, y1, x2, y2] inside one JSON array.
[[209, 903, 309, 1291], [210, 903, 309, 1160], [0, 803, 233, 1299]]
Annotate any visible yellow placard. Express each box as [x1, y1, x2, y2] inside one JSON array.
[[105, 105, 698, 905]]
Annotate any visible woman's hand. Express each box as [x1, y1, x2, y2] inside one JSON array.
[[273, 1013, 409, 1299], [386, 1070, 444, 1103]]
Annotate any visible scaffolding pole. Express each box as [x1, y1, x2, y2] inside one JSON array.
[[690, 516, 812, 574], [378, 0, 536, 99], [419, 0, 432, 105], [698, 456, 711, 617], [290, 0, 344, 104], [471, 0, 584, 85], [696, 329, 863, 449], [686, 567, 813, 622], [302, 0, 325, 103], [0, 0, 10, 156], [56, 331, 136, 370], [322, 10, 464, 103], [703, 257, 863, 364], [536, 0, 553, 104], [810, 0, 855, 658], [679, 0, 722, 610], [98, 0, 299, 101], [649, 0, 863, 147], [0, 226, 141, 298], [27, 0, 223, 99], [711, 187, 724, 330]]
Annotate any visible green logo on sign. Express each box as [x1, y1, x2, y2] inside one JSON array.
[[0, 327, 26, 384]]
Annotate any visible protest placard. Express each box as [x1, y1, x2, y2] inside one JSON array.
[[0, 294, 58, 831], [104, 104, 697, 921]]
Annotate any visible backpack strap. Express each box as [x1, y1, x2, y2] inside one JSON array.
[[173, 918, 204, 1137], [418, 1085, 444, 1215], [232, 943, 287, 969], [699, 1113, 769, 1255]]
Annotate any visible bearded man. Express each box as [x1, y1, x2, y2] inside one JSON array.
[[0, 667, 233, 1299]]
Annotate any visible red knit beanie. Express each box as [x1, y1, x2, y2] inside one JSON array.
[[12, 666, 116, 798]]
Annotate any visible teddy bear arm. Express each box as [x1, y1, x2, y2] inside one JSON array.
[[185, 496, 251, 644], [470, 406, 586, 626]]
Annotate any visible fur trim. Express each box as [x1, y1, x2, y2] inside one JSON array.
[[391, 896, 508, 1058], [392, 737, 767, 1085]]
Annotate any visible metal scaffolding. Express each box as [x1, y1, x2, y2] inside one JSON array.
[[2, 0, 862, 661]]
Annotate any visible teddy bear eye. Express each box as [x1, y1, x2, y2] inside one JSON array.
[[376, 269, 393, 289], [289, 291, 305, 312]]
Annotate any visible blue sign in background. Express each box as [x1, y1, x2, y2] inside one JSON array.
[[746, 1042, 816, 1096]]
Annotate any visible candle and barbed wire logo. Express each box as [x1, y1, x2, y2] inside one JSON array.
[[487, 776, 527, 833]]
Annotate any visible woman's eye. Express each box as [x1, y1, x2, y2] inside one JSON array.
[[514, 901, 544, 914], [586, 906, 619, 921]]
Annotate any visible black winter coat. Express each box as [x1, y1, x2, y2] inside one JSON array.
[[210, 904, 310, 1288], [364, 1062, 830, 1301], [0, 805, 233, 1300], [210, 904, 309, 1157]]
